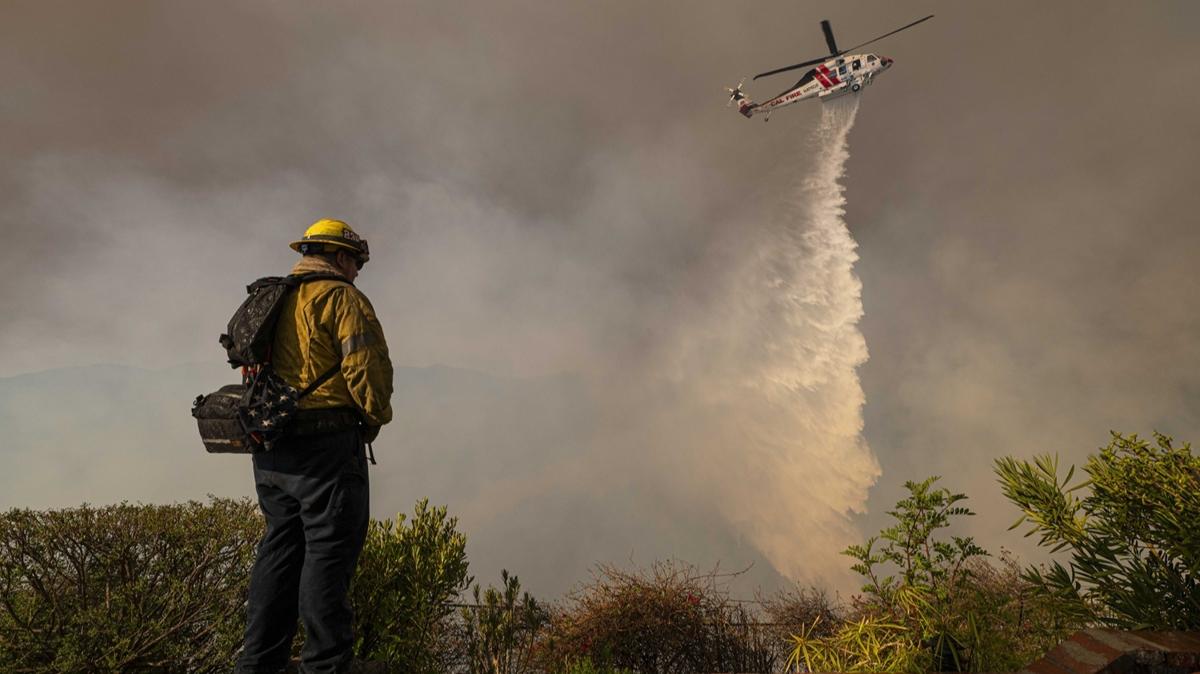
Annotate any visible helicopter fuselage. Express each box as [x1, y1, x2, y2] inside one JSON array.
[[738, 52, 892, 119]]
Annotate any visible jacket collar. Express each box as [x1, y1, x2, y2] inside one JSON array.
[[291, 255, 348, 280]]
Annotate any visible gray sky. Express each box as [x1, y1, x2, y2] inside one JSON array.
[[2, 1, 1199, 597]]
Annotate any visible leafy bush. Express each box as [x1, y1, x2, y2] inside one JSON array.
[[0, 498, 261, 673], [842, 476, 987, 671], [792, 476, 1078, 673], [541, 561, 774, 674], [996, 431, 1200, 629], [351, 498, 472, 672], [460, 569, 548, 674], [0, 497, 474, 673], [948, 552, 1080, 671]]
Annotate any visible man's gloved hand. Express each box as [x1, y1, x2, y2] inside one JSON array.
[[362, 425, 381, 443]]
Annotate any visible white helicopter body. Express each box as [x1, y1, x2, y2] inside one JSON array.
[[728, 16, 930, 121]]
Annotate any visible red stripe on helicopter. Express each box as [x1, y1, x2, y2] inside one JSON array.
[[818, 64, 840, 85], [814, 71, 833, 89]]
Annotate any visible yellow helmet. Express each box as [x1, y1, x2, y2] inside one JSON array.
[[289, 218, 370, 263]]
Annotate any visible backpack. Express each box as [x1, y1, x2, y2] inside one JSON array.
[[191, 273, 343, 454]]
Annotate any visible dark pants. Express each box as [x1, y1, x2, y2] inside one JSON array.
[[237, 428, 370, 674]]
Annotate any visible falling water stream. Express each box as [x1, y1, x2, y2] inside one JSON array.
[[700, 96, 879, 586]]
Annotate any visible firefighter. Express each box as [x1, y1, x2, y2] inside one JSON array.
[[237, 219, 393, 674]]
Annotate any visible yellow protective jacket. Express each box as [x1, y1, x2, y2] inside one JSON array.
[[271, 257, 394, 426]]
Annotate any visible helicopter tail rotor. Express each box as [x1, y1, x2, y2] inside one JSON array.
[[725, 79, 757, 118], [726, 78, 747, 106]]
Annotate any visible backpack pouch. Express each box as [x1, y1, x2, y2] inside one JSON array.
[[192, 384, 258, 453]]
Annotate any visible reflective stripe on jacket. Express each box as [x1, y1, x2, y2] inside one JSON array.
[[271, 260, 394, 427]]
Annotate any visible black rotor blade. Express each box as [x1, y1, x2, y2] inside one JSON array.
[[753, 55, 828, 81], [838, 14, 933, 55], [752, 14, 932, 81], [821, 19, 838, 56]]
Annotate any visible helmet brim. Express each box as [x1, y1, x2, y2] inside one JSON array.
[[290, 237, 370, 263]]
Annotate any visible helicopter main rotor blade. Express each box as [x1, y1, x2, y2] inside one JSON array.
[[752, 55, 828, 81], [837, 14, 933, 55], [821, 19, 838, 56], [752, 15, 932, 81]]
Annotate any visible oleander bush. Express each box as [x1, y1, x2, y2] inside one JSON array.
[[996, 431, 1200, 629]]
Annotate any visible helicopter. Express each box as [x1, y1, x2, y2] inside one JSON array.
[[727, 14, 933, 121]]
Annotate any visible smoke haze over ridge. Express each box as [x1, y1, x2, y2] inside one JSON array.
[[3, 1, 1200, 596], [0, 94, 878, 595]]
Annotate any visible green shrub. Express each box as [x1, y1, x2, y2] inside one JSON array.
[[842, 476, 987, 672], [948, 552, 1080, 671], [793, 476, 1078, 673], [0, 497, 473, 673], [351, 498, 472, 672], [460, 570, 548, 674], [0, 498, 261, 673], [996, 431, 1200, 629]]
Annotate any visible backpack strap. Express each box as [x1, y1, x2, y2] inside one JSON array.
[[297, 361, 342, 400], [287, 270, 355, 400], [289, 271, 348, 400]]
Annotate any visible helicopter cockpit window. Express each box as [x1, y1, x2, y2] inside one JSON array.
[[852, 59, 862, 70], [867, 55, 877, 62], [838, 65, 847, 75]]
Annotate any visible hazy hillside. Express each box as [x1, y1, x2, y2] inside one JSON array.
[[0, 363, 787, 598]]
